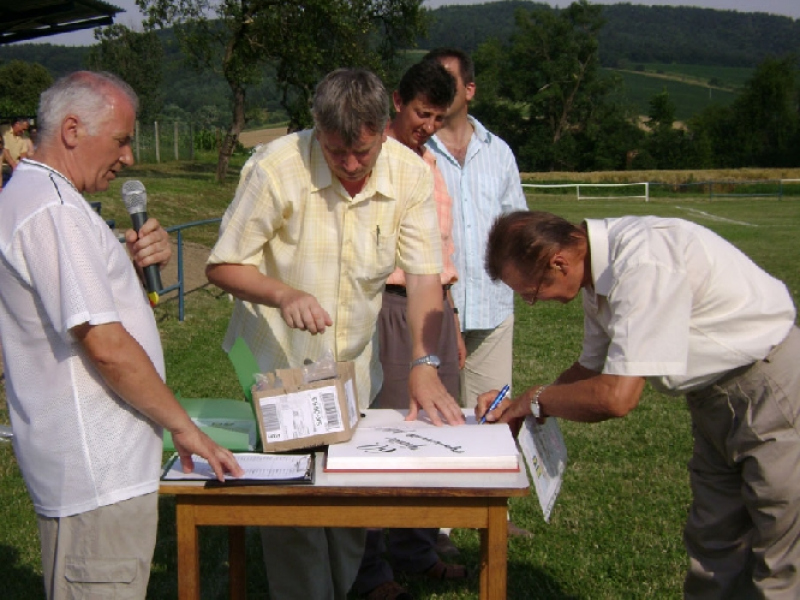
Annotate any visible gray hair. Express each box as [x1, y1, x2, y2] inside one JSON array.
[[37, 71, 139, 141], [311, 69, 389, 146]]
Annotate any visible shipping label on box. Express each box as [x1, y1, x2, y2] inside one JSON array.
[[253, 361, 360, 452]]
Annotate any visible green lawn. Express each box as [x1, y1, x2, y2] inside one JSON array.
[[607, 70, 738, 121], [635, 63, 753, 89], [1, 159, 798, 598]]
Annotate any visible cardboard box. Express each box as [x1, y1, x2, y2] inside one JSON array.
[[252, 361, 360, 452]]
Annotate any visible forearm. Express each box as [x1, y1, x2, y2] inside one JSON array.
[[206, 263, 290, 306], [405, 273, 444, 359], [554, 361, 599, 385], [72, 321, 195, 434], [521, 374, 645, 423]]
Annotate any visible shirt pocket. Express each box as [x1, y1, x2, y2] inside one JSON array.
[[349, 204, 399, 295]]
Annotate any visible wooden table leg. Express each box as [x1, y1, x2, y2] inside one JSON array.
[[175, 499, 200, 600], [228, 526, 247, 600], [480, 502, 509, 600]]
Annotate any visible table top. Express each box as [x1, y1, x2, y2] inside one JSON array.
[[160, 409, 530, 498]]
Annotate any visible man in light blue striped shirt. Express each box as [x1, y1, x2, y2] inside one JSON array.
[[424, 48, 528, 410]]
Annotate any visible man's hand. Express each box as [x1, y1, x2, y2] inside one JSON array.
[[125, 217, 171, 271], [406, 365, 465, 426], [277, 288, 333, 334], [475, 388, 531, 424], [172, 425, 244, 482]]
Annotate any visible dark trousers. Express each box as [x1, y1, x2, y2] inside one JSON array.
[[353, 289, 461, 593]]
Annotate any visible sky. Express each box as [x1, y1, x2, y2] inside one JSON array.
[[29, 0, 800, 47]]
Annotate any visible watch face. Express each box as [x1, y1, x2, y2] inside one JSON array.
[[427, 355, 442, 368]]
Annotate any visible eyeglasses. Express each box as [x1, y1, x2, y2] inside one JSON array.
[[521, 269, 547, 306]]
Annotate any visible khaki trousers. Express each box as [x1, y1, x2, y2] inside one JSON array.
[[460, 314, 515, 408], [684, 327, 800, 600], [37, 492, 158, 600]]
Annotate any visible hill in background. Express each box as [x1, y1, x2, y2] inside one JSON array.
[[419, 1, 800, 67], [3, 2, 797, 126]]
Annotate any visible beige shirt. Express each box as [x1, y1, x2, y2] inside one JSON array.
[[209, 130, 442, 406]]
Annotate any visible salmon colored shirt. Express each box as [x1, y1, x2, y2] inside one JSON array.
[[385, 147, 458, 286]]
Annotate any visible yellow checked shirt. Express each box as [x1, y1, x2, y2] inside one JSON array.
[[209, 130, 442, 407]]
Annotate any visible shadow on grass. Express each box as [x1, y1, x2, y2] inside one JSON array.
[[0, 544, 45, 600], [149, 506, 578, 600], [342, 529, 579, 600], [150, 496, 271, 599]]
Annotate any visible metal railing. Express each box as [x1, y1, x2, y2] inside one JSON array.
[[118, 217, 222, 322], [161, 218, 222, 322]]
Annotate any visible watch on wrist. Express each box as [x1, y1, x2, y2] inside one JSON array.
[[410, 354, 441, 370], [530, 384, 550, 419]]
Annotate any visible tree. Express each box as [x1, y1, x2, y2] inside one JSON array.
[[689, 55, 800, 168], [731, 55, 799, 167], [137, 0, 426, 182], [647, 89, 676, 130], [86, 25, 165, 123], [472, 1, 631, 171], [638, 88, 695, 170], [0, 61, 53, 117]]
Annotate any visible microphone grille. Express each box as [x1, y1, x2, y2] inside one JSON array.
[[121, 180, 147, 214]]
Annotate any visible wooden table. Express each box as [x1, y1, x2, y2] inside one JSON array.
[[160, 411, 529, 600]]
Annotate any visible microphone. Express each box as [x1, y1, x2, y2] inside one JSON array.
[[121, 180, 162, 307]]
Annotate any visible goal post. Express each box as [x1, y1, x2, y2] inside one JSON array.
[[522, 182, 650, 202]]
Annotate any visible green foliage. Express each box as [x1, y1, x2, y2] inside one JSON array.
[[137, 0, 427, 182], [648, 89, 676, 128], [418, 1, 800, 69], [86, 25, 165, 122], [473, 1, 642, 172], [0, 60, 52, 117], [596, 4, 800, 68], [0, 44, 88, 78], [689, 55, 800, 168], [194, 128, 220, 152], [633, 89, 699, 170]]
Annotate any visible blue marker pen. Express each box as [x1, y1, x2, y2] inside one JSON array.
[[480, 384, 510, 424]]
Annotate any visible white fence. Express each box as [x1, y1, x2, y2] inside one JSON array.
[[522, 182, 650, 201]]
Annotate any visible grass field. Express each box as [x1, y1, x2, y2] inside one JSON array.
[[1, 159, 798, 599], [607, 70, 737, 122], [635, 63, 753, 89]]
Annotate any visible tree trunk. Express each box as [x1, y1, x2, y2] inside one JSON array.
[[215, 83, 246, 183]]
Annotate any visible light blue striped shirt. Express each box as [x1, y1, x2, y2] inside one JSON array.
[[427, 116, 528, 331]]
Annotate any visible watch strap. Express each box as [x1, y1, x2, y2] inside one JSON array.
[[530, 384, 550, 419]]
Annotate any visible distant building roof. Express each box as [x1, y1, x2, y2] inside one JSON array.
[[0, 0, 123, 45]]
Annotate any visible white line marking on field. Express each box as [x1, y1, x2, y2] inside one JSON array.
[[674, 207, 758, 227]]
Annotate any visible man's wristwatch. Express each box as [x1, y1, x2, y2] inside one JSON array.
[[410, 354, 441, 369], [530, 384, 550, 419]]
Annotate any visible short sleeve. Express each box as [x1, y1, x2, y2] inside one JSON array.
[[578, 291, 610, 372], [208, 160, 285, 268], [602, 263, 691, 377], [12, 205, 120, 336], [395, 166, 442, 276]]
